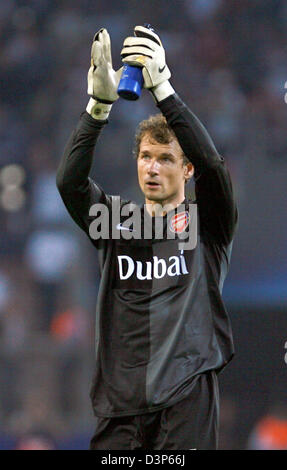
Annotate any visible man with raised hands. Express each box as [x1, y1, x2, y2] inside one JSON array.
[[56, 25, 238, 450]]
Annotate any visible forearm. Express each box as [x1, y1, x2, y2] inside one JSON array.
[[157, 93, 221, 176], [56, 111, 107, 194], [157, 92, 238, 245], [56, 111, 109, 233]]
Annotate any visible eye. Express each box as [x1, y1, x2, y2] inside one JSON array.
[[162, 156, 172, 163], [141, 154, 151, 160]]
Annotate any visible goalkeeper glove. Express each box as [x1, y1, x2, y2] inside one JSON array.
[[120, 25, 174, 102], [86, 28, 122, 120]]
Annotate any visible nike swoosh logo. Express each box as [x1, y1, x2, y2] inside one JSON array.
[[116, 223, 135, 232], [158, 65, 166, 73]]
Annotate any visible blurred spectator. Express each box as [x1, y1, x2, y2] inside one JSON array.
[[247, 403, 287, 450], [14, 430, 57, 450], [0, 259, 40, 347], [24, 229, 80, 329], [5, 387, 66, 440], [28, 137, 68, 225], [0, 270, 10, 313], [218, 396, 239, 449], [50, 303, 92, 416], [50, 305, 91, 346]]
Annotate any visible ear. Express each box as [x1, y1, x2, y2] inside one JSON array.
[[184, 162, 194, 182]]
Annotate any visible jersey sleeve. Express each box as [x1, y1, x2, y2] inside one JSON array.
[[56, 111, 112, 235], [157, 93, 238, 246]]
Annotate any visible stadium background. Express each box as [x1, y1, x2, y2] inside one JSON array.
[[0, 0, 287, 449]]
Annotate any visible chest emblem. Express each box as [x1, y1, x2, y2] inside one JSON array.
[[169, 211, 190, 233]]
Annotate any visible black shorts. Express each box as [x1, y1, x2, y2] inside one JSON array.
[[90, 370, 219, 450]]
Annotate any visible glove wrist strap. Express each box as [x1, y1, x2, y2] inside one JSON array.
[[151, 81, 175, 103], [86, 98, 112, 120]]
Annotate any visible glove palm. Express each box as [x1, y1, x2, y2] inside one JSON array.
[[87, 28, 122, 103]]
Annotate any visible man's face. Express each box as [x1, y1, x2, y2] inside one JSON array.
[[137, 133, 194, 208]]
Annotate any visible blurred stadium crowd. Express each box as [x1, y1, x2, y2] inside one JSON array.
[[0, 0, 287, 449]]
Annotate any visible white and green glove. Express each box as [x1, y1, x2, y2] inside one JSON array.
[[86, 28, 122, 120], [120, 25, 174, 102]]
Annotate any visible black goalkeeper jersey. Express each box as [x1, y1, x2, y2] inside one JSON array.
[[56, 94, 238, 417]]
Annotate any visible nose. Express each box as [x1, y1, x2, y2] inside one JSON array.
[[147, 159, 160, 175]]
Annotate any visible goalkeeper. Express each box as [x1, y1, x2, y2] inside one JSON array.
[[56, 26, 238, 450]]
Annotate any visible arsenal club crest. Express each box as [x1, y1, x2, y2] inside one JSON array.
[[169, 211, 190, 233]]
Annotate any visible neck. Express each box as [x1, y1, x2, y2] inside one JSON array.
[[145, 194, 185, 217]]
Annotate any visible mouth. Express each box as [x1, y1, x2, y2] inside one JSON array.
[[145, 181, 161, 189]]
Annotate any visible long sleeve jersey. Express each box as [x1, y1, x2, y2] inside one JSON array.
[[56, 93, 238, 417]]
